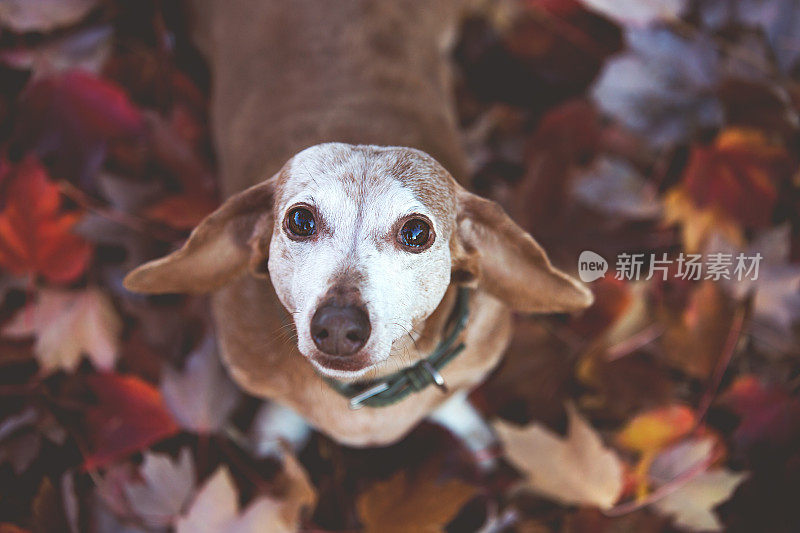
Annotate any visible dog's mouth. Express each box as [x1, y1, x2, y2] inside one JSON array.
[[307, 351, 379, 379]]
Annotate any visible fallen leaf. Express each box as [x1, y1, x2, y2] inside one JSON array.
[[0, 524, 29, 533], [720, 375, 800, 457], [572, 157, 661, 220], [3, 287, 121, 374], [0, 25, 113, 78], [662, 187, 743, 253], [357, 469, 477, 533], [160, 335, 240, 433], [617, 405, 696, 454], [658, 282, 737, 379], [83, 373, 179, 469], [0, 157, 92, 283], [650, 468, 746, 531], [579, 0, 686, 26], [31, 478, 71, 533], [175, 466, 296, 533], [738, 0, 800, 74], [124, 448, 195, 528], [648, 438, 715, 486], [495, 404, 624, 509], [14, 70, 145, 188], [144, 191, 218, 230], [680, 129, 791, 229], [0, 0, 99, 33], [592, 27, 722, 147]]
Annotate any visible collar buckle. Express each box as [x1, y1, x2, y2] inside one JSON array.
[[421, 360, 448, 393], [348, 382, 390, 410]]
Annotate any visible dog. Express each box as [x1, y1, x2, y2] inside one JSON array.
[[124, 0, 592, 451]]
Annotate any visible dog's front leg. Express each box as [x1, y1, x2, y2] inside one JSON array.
[[429, 392, 500, 471], [250, 401, 313, 458]]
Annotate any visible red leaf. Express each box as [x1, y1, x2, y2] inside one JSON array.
[[83, 373, 179, 470], [0, 157, 92, 283], [14, 70, 145, 186], [144, 191, 218, 230], [720, 376, 800, 456], [681, 129, 792, 228], [21, 70, 144, 139]]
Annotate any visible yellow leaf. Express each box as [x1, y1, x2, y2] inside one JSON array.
[[617, 405, 696, 454]]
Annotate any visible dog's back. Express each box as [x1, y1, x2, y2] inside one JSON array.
[[188, 0, 469, 196]]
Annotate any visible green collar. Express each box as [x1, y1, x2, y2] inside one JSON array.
[[321, 287, 471, 409]]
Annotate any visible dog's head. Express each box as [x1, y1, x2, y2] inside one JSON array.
[[124, 143, 591, 378]]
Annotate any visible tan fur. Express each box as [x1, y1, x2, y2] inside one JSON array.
[[123, 0, 592, 446]]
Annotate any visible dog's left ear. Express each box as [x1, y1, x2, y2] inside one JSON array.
[[123, 176, 277, 294], [452, 189, 593, 313]]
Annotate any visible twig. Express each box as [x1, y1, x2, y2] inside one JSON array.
[[605, 323, 665, 361], [694, 306, 747, 428]]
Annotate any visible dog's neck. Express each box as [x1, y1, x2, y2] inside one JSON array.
[[189, 0, 470, 197]]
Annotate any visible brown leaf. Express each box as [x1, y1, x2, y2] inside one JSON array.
[[658, 282, 736, 379], [357, 469, 477, 533]]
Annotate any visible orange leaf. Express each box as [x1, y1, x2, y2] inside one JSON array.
[[0, 157, 91, 283], [83, 373, 179, 469]]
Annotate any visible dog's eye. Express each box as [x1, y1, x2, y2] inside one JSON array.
[[285, 207, 316, 238], [398, 218, 431, 249]]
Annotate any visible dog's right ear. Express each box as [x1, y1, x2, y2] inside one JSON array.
[[123, 175, 277, 294]]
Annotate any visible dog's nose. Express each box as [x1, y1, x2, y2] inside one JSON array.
[[310, 304, 371, 356]]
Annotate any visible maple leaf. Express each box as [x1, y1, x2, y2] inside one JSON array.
[[652, 469, 746, 531], [735, 0, 800, 74], [2, 287, 121, 374], [14, 70, 145, 187], [83, 373, 179, 469], [356, 469, 477, 533], [592, 27, 722, 147], [0, 157, 92, 283], [658, 282, 737, 379], [0, 25, 113, 78], [144, 191, 218, 230], [664, 128, 792, 252], [124, 448, 196, 529], [682, 129, 791, 228], [578, 0, 686, 26], [176, 464, 309, 533], [495, 404, 624, 509], [617, 405, 696, 454], [572, 157, 661, 220], [642, 438, 747, 531], [0, 0, 99, 33], [160, 335, 241, 433], [720, 376, 800, 457]]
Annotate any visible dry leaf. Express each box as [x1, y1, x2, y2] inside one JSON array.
[[176, 466, 295, 533], [0, 0, 99, 32], [3, 287, 121, 373], [494, 404, 624, 509], [659, 282, 737, 379], [124, 448, 195, 528], [651, 469, 746, 531], [579, 0, 686, 26], [617, 405, 696, 454], [357, 469, 477, 533], [161, 335, 240, 433]]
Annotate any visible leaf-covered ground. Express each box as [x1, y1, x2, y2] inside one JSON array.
[[0, 0, 799, 531]]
